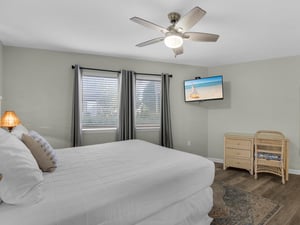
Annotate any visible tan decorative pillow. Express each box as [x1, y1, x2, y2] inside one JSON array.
[[22, 134, 57, 172]]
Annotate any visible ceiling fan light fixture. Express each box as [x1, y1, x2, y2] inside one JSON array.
[[164, 33, 183, 49]]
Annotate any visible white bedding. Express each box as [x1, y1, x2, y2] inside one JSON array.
[[0, 139, 214, 225]]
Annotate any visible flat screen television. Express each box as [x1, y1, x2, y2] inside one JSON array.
[[184, 75, 224, 102]]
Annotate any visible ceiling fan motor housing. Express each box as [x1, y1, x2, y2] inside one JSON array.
[[168, 12, 181, 24]]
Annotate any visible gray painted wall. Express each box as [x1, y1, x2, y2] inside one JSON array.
[[0, 42, 3, 105], [208, 56, 300, 170], [5, 46, 299, 170], [3, 46, 209, 156]]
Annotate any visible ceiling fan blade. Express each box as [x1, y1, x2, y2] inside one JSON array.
[[176, 7, 206, 32], [173, 46, 184, 57], [130, 17, 169, 34], [184, 32, 219, 42], [136, 37, 165, 47]]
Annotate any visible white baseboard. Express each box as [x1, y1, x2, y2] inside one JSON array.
[[288, 169, 300, 175], [207, 157, 224, 164], [207, 157, 300, 175]]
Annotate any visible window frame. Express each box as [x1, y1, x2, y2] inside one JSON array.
[[135, 75, 161, 129], [81, 70, 119, 131], [80, 71, 162, 131]]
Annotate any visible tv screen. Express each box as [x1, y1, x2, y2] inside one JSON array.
[[184, 75, 224, 102]]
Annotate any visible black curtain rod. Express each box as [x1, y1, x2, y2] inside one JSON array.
[[135, 72, 172, 78], [71, 65, 120, 73], [71, 65, 172, 78]]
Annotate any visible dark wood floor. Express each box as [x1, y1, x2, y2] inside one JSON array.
[[214, 163, 300, 225]]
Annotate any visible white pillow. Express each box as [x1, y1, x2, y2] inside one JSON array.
[[11, 124, 29, 139], [0, 128, 43, 205]]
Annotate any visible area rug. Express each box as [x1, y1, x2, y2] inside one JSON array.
[[209, 182, 282, 225]]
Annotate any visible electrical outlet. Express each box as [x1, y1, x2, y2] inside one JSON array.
[[187, 140, 191, 146]]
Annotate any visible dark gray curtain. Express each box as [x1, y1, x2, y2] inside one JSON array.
[[118, 70, 136, 140], [72, 64, 83, 147], [160, 74, 173, 148]]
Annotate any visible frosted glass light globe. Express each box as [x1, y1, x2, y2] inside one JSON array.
[[164, 34, 183, 49]]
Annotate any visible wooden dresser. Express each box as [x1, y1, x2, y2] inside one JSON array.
[[224, 133, 254, 175]]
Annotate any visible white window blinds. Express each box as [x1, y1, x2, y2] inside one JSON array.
[[135, 76, 161, 127], [80, 71, 161, 130], [82, 72, 119, 128]]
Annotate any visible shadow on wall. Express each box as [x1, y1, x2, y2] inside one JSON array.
[[201, 81, 231, 109]]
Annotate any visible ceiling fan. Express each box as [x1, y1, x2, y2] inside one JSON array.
[[130, 6, 219, 57]]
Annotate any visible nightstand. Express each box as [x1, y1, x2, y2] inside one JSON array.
[[224, 133, 254, 175]]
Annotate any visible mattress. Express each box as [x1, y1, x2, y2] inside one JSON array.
[[0, 139, 214, 225]]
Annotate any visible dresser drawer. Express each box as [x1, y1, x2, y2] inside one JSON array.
[[226, 158, 251, 170], [226, 139, 252, 150], [225, 148, 251, 159]]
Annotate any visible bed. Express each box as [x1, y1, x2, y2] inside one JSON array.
[[0, 135, 214, 225]]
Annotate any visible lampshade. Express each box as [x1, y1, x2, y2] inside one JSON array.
[[164, 33, 183, 49], [1, 111, 21, 132]]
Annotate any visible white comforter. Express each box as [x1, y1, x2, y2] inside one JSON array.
[[0, 140, 214, 225]]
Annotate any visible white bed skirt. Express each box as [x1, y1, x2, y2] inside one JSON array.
[[136, 187, 213, 225]]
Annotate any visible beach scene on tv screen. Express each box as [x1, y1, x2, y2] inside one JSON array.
[[185, 76, 223, 101]]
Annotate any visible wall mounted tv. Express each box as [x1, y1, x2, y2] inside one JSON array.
[[184, 75, 224, 102]]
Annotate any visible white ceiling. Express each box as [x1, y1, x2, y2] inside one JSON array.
[[1, 0, 300, 67]]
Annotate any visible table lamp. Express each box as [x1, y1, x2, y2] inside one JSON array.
[[0, 111, 21, 132]]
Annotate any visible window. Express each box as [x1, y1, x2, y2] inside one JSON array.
[[81, 71, 119, 129], [80, 72, 161, 130], [135, 76, 161, 127]]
